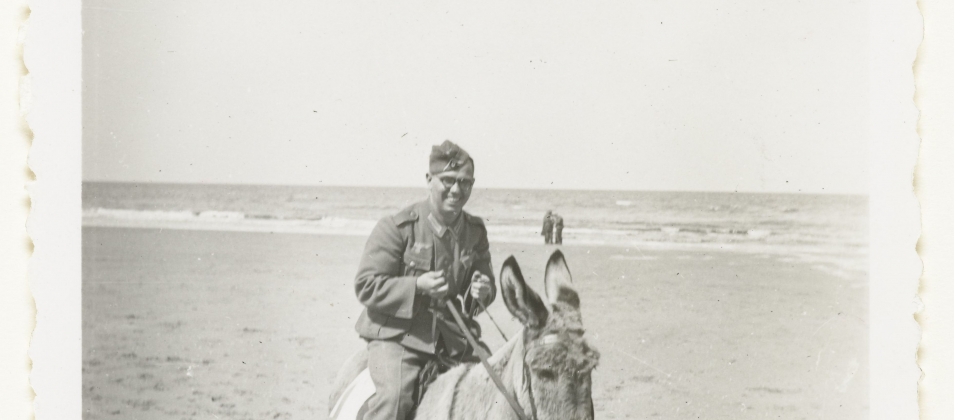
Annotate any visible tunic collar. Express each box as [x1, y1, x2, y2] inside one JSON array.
[[427, 210, 463, 238]]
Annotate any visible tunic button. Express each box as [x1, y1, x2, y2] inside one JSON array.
[[409, 262, 416, 267]]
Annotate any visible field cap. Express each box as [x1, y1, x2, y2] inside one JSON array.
[[429, 140, 474, 174]]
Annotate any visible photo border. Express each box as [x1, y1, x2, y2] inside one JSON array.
[[18, 0, 926, 418]]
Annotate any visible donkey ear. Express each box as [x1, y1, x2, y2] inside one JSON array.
[[499, 256, 549, 328], [544, 250, 580, 309]]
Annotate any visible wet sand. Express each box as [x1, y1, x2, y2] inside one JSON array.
[[82, 227, 867, 420]]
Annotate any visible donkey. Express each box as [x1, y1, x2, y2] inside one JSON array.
[[329, 250, 600, 420]]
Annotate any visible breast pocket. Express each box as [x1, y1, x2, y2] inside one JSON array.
[[403, 245, 433, 276]]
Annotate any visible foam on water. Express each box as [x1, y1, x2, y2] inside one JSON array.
[[84, 208, 378, 236], [82, 182, 868, 260]]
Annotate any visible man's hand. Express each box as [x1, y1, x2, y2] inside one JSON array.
[[469, 272, 492, 305], [416, 270, 448, 300]]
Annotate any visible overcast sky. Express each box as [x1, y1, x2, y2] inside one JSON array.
[[83, 0, 869, 194]]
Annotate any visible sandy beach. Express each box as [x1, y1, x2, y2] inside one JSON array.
[[82, 227, 867, 420]]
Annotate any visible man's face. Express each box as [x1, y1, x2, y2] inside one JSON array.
[[426, 165, 475, 217]]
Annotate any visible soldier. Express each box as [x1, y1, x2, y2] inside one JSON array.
[[552, 212, 564, 245], [541, 210, 554, 244], [353, 140, 496, 420]]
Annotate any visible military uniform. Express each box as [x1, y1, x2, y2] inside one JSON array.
[[354, 199, 495, 355], [353, 141, 495, 420], [552, 213, 564, 245], [541, 212, 554, 244]]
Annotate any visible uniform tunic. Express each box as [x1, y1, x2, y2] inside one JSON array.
[[354, 200, 496, 356]]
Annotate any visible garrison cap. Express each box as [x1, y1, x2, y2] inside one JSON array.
[[429, 140, 474, 174]]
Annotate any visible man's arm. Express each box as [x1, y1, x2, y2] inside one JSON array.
[[354, 217, 417, 319]]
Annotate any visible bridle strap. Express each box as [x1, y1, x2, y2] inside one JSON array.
[[476, 298, 509, 341], [443, 299, 531, 420]]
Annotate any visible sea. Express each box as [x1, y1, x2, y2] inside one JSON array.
[[82, 182, 868, 273]]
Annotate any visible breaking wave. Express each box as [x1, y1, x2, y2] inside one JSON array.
[[82, 207, 862, 257], [83, 208, 378, 236]]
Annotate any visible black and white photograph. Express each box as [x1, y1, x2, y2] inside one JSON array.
[[8, 0, 930, 419]]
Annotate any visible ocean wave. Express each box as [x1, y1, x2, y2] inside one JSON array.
[[83, 207, 857, 254], [89, 208, 198, 220], [84, 206, 867, 285], [83, 208, 378, 236], [198, 210, 246, 220], [83, 206, 869, 277]]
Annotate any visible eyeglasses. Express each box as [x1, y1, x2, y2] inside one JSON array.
[[436, 176, 475, 190]]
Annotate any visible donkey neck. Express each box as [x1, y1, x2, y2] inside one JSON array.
[[462, 329, 534, 420]]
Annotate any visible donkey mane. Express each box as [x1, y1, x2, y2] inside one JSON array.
[[414, 330, 529, 420]]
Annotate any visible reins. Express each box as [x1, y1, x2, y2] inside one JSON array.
[[443, 299, 532, 420], [476, 298, 509, 342]]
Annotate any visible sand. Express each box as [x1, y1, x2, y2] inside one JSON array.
[[82, 227, 867, 420]]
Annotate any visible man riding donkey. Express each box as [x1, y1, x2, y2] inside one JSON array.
[[353, 140, 496, 420]]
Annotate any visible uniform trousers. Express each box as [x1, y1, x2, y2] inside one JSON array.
[[365, 339, 433, 420]]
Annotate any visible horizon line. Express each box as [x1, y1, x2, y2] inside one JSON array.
[[81, 179, 868, 197]]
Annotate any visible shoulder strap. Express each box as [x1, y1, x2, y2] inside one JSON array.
[[393, 206, 418, 252], [404, 220, 415, 251]]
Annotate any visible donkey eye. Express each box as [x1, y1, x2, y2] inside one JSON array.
[[535, 369, 557, 381]]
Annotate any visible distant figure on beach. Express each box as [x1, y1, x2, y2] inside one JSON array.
[[541, 210, 554, 244], [351, 140, 495, 420], [552, 212, 564, 244]]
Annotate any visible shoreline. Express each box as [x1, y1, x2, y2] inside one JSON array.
[[82, 212, 866, 253], [80, 219, 868, 281]]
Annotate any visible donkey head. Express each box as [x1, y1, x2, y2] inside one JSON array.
[[500, 251, 600, 420]]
